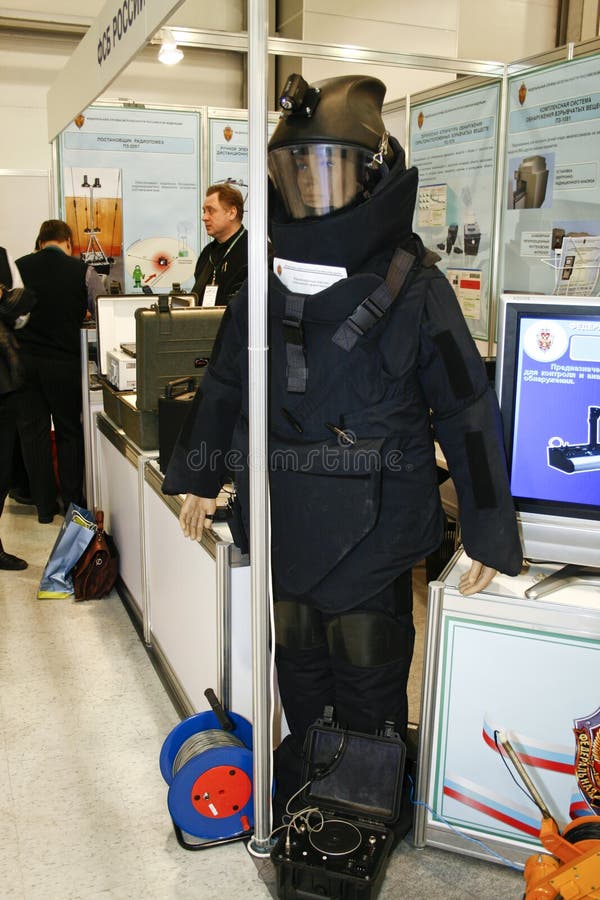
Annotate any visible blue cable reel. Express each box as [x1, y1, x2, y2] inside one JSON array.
[[160, 701, 254, 851]]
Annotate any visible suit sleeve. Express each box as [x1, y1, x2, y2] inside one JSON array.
[[417, 270, 523, 575], [161, 296, 245, 498]]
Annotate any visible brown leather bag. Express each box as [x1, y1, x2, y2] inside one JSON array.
[[72, 510, 119, 600]]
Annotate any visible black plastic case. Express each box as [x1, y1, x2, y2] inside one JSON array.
[[271, 713, 406, 900]]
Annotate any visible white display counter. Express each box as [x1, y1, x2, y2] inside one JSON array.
[[94, 411, 252, 721], [96, 412, 156, 623], [143, 459, 252, 719], [414, 549, 600, 868]]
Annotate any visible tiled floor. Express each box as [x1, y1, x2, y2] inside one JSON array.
[[0, 499, 526, 899]]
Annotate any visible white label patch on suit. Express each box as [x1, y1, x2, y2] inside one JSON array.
[[273, 257, 347, 295]]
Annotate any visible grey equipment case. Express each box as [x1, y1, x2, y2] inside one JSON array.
[[134, 298, 225, 413]]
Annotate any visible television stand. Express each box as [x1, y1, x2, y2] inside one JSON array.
[[524, 564, 600, 599]]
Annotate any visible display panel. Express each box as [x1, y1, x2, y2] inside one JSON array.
[[59, 106, 201, 293], [496, 293, 600, 566], [409, 81, 501, 340], [501, 54, 600, 297], [207, 114, 278, 230]]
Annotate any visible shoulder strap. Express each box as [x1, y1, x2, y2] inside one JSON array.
[[283, 294, 308, 393], [331, 247, 415, 352]]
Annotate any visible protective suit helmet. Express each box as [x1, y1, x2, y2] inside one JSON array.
[[268, 73, 395, 220]]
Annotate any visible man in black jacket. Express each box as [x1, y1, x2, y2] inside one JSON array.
[[16, 220, 90, 522], [163, 74, 522, 823], [192, 183, 248, 306]]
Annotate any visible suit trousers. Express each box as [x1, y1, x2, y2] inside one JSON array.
[[17, 353, 85, 514], [272, 571, 415, 820]]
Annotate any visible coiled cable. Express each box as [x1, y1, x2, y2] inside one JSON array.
[[172, 729, 245, 776]]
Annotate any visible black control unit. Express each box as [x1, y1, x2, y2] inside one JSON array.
[[271, 711, 406, 900]]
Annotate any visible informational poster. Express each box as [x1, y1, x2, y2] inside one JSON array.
[[208, 116, 278, 231], [409, 82, 500, 339], [502, 54, 600, 296], [60, 106, 201, 293]]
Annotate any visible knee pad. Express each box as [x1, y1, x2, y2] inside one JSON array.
[[326, 611, 413, 668], [274, 599, 326, 650]]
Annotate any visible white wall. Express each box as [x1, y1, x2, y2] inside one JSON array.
[[300, 0, 460, 101], [457, 0, 559, 63], [278, 0, 560, 104]]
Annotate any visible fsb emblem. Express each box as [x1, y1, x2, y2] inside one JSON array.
[[573, 706, 600, 815]]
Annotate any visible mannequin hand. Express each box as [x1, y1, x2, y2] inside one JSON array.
[[179, 494, 217, 542], [458, 560, 498, 596]]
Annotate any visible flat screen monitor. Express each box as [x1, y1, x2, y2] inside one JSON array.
[[495, 293, 600, 571]]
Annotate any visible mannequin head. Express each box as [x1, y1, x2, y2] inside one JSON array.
[[268, 74, 397, 220]]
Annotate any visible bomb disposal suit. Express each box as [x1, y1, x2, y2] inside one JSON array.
[[163, 74, 522, 807]]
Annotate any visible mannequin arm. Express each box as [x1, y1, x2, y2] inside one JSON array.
[[458, 560, 498, 596], [179, 494, 217, 542]]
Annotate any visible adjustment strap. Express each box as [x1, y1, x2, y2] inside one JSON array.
[[157, 294, 172, 336], [332, 248, 415, 351], [283, 294, 308, 393]]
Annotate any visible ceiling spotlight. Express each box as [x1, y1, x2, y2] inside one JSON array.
[[158, 29, 184, 65]]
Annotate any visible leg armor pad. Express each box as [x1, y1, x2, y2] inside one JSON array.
[[326, 610, 413, 668]]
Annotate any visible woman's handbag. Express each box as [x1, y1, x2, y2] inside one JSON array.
[[72, 510, 119, 600]]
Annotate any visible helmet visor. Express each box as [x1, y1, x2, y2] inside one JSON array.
[[268, 143, 374, 219]]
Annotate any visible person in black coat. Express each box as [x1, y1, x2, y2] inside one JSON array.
[[192, 183, 248, 306], [0, 249, 36, 568], [16, 220, 90, 522]]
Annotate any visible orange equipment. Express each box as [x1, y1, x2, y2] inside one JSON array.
[[499, 735, 600, 899]]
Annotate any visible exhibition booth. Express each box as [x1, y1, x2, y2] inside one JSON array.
[[42, 5, 600, 869]]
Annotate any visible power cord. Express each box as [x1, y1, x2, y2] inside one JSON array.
[[269, 779, 325, 854], [407, 774, 525, 872]]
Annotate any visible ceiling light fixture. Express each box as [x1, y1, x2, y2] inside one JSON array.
[[158, 29, 184, 65]]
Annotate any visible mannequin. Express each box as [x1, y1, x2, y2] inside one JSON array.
[[163, 72, 522, 825]]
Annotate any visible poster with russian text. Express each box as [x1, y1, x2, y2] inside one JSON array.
[[503, 54, 600, 297], [409, 82, 500, 339], [60, 106, 201, 294], [208, 116, 277, 232]]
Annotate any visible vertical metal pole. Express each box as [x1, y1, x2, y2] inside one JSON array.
[[488, 67, 509, 357], [247, 0, 273, 853], [51, 138, 60, 218], [215, 540, 232, 712], [137, 455, 153, 647], [404, 95, 412, 167], [80, 327, 94, 508], [413, 580, 445, 848]]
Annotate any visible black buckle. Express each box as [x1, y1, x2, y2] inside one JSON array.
[[282, 317, 304, 345], [346, 294, 384, 336]]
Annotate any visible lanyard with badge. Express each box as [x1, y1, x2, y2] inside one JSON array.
[[203, 226, 246, 307]]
